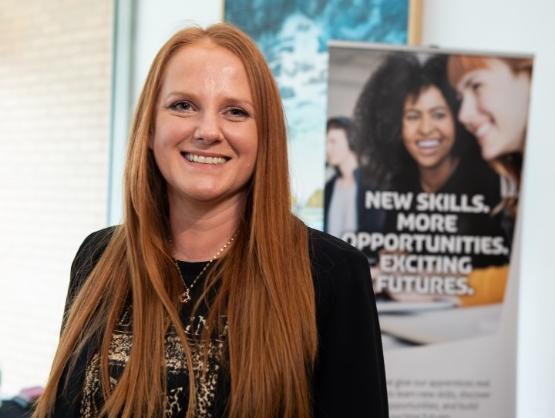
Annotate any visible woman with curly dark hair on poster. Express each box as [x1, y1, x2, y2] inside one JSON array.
[[352, 53, 511, 306]]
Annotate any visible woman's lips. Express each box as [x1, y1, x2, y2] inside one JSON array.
[[416, 139, 441, 149], [180, 151, 229, 165], [181, 151, 230, 165], [414, 138, 443, 155], [474, 122, 493, 140]]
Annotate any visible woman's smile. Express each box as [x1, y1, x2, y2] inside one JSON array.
[[152, 40, 258, 204], [402, 86, 456, 170], [415, 138, 442, 151], [456, 59, 530, 160], [181, 151, 230, 165]]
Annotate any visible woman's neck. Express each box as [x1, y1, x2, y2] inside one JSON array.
[[419, 157, 459, 193], [337, 155, 358, 184], [168, 191, 245, 262]]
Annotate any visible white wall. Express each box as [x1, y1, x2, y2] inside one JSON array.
[[421, 1, 555, 417], [0, 0, 113, 394]]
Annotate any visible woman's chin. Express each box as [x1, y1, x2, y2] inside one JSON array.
[[481, 135, 523, 161], [178, 187, 248, 206], [414, 157, 447, 170], [480, 140, 503, 161]]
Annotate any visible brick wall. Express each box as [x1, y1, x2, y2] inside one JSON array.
[[0, 0, 113, 393]]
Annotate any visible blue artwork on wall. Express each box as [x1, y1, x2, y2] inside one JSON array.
[[225, 0, 409, 229]]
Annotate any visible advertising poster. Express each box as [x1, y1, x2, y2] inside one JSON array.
[[326, 42, 532, 417], [225, 0, 410, 229]]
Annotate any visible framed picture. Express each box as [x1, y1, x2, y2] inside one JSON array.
[[225, 0, 416, 229]]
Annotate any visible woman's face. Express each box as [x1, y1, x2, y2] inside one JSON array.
[[152, 41, 258, 205], [402, 86, 456, 170], [326, 128, 353, 167], [455, 58, 530, 160]]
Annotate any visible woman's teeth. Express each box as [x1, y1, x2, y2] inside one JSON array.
[[184, 153, 227, 165], [417, 139, 440, 149], [475, 123, 492, 139]]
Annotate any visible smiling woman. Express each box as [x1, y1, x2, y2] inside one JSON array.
[[448, 55, 532, 220], [448, 56, 532, 162], [354, 53, 478, 193], [352, 52, 510, 304], [401, 83, 457, 192], [150, 41, 260, 267], [33, 23, 388, 418]]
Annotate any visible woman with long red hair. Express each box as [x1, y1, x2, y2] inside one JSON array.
[[33, 23, 387, 418], [448, 55, 532, 221]]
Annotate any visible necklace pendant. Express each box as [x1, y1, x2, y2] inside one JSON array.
[[174, 230, 238, 305], [180, 289, 191, 304]]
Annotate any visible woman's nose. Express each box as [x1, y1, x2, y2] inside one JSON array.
[[418, 115, 433, 135], [193, 111, 222, 144], [458, 94, 479, 130]]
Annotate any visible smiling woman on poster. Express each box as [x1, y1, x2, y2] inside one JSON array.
[[448, 55, 532, 229], [33, 24, 387, 418], [352, 53, 510, 306]]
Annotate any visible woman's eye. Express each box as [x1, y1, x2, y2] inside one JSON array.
[[471, 81, 482, 93], [169, 101, 194, 112], [226, 107, 249, 118], [432, 111, 447, 120], [404, 112, 420, 121]]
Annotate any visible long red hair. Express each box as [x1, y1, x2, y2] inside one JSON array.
[[34, 23, 317, 418]]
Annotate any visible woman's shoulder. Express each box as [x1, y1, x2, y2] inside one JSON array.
[[451, 154, 501, 193], [69, 226, 118, 289], [306, 228, 377, 344], [79, 225, 118, 248], [307, 227, 367, 270], [72, 226, 117, 264], [306, 227, 371, 308]]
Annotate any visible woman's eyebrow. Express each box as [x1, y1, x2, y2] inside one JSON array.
[[220, 97, 255, 109], [163, 91, 197, 100], [429, 105, 448, 111], [162, 91, 254, 108], [462, 76, 477, 89]]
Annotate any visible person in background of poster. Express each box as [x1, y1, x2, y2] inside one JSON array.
[[324, 117, 386, 261], [352, 53, 511, 307], [448, 56, 533, 240], [324, 117, 359, 238]]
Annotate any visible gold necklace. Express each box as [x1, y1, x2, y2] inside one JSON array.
[[173, 231, 238, 304]]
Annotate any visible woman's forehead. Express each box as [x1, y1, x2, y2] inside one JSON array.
[[159, 42, 253, 101]]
